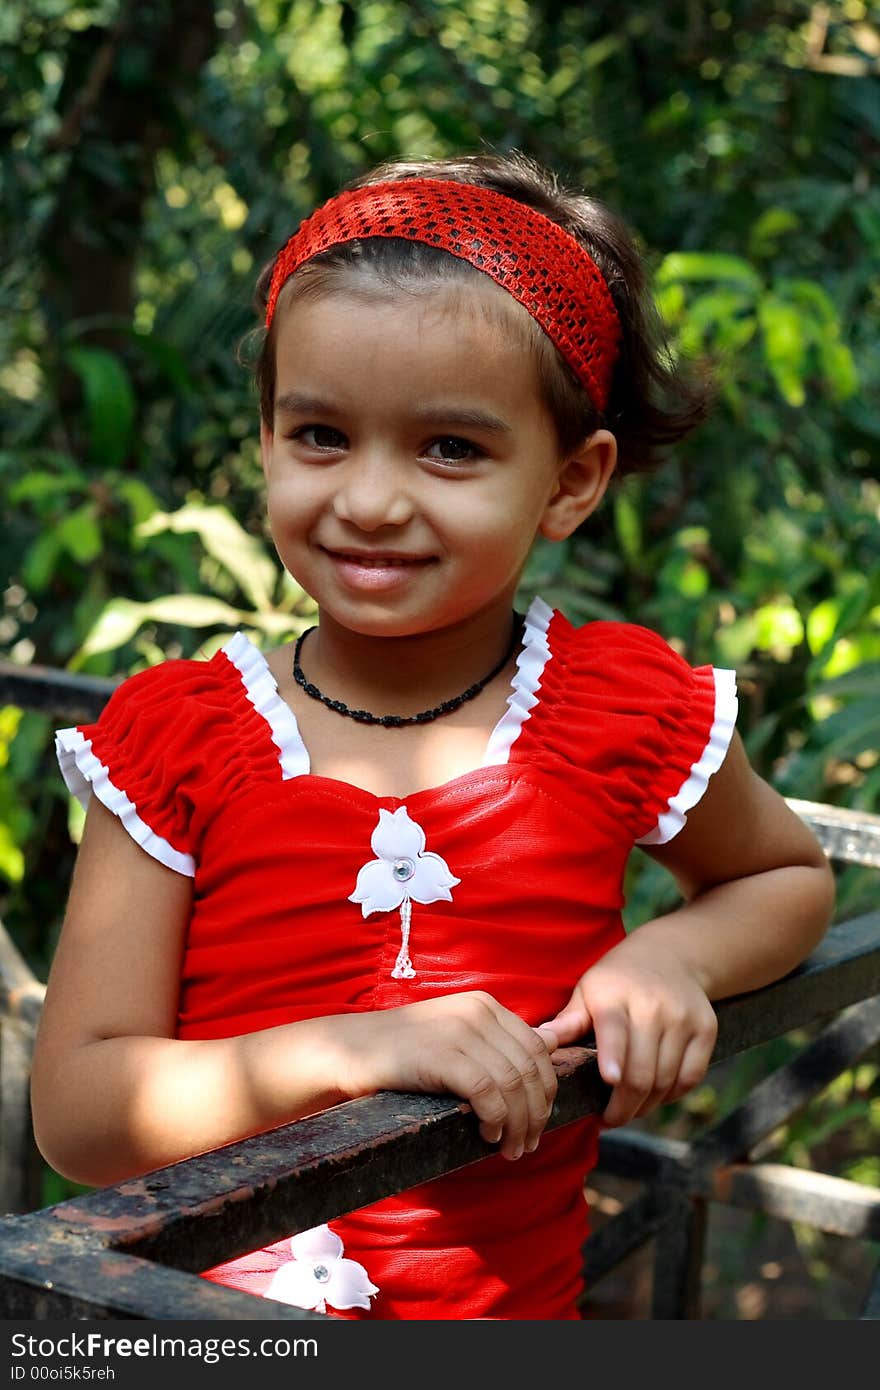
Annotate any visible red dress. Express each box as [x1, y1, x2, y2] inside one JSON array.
[[55, 597, 737, 1319]]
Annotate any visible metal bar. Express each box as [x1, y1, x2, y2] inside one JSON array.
[[594, 1129, 690, 1184], [0, 921, 873, 1289], [0, 661, 118, 725], [0, 919, 45, 1034], [0, 1020, 43, 1215], [786, 798, 880, 868], [0, 1234, 326, 1321], [711, 913, 880, 1063], [20, 1049, 611, 1275], [695, 996, 880, 1167], [709, 1163, 880, 1241], [580, 1186, 671, 1288], [650, 1192, 707, 1320]]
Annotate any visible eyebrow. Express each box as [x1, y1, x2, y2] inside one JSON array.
[[274, 392, 513, 436]]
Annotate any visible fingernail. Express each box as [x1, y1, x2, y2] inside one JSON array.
[[604, 1062, 621, 1083]]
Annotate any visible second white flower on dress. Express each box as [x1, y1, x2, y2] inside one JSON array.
[[349, 806, 460, 978]]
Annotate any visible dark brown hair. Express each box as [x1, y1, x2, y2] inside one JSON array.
[[248, 151, 711, 478]]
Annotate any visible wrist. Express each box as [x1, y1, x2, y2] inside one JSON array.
[[616, 917, 715, 996]]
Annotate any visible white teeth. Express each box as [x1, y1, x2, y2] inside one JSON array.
[[339, 547, 414, 558]]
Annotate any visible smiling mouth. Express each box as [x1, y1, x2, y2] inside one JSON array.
[[324, 549, 434, 567]]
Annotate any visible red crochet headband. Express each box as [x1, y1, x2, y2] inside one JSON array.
[[265, 178, 621, 412]]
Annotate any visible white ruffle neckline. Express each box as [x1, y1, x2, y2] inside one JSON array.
[[222, 595, 555, 783]]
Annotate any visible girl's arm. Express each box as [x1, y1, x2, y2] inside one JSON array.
[[32, 800, 556, 1186], [539, 732, 835, 1128]]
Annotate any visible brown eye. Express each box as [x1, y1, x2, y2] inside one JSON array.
[[294, 425, 346, 450], [425, 437, 480, 463]]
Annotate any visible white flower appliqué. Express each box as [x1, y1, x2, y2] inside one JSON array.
[[265, 1224, 379, 1314], [349, 805, 460, 979]]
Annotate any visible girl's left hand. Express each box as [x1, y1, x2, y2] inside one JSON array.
[[536, 934, 718, 1128]]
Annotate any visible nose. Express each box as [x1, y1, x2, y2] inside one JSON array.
[[331, 450, 414, 530]]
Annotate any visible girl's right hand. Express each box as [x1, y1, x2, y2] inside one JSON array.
[[336, 992, 559, 1161]]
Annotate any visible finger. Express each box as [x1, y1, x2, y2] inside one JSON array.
[[424, 1042, 513, 1147], [534, 1023, 559, 1053], [631, 1026, 690, 1119], [536, 999, 592, 1048], [439, 1032, 536, 1159], [484, 1002, 559, 1119], [485, 1017, 557, 1158], [591, 1004, 628, 1091], [600, 1009, 658, 1128], [663, 1028, 716, 1104]]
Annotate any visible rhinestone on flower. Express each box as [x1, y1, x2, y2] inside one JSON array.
[[392, 858, 415, 882]]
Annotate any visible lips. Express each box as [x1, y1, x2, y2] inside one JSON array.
[[320, 546, 436, 593], [322, 548, 434, 566]]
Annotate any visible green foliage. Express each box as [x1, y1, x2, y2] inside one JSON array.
[[1, 0, 878, 1273]]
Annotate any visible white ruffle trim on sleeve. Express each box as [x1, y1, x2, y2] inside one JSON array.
[[54, 727, 196, 877], [482, 594, 554, 767], [636, 666, 738, 846], [222, 631, 310, 779]]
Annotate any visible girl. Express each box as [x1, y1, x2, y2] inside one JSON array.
[[32, 152, 835, 1321]]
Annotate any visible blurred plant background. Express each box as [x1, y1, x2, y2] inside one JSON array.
[[1, 0, 878, 1316]]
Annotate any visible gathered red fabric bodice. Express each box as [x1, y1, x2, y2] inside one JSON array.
[[56, 599, 734, 1319]]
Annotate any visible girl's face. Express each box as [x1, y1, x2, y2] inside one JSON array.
[[260, 279, 611, 641]]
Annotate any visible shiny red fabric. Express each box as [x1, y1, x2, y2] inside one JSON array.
[[64, 610, 723, 1319], [265, 179, 621, 411]]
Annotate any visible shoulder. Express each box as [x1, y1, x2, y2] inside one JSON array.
[[70, 638, 258, 746], [550, 610, 697, 667], [531, 605, 739, 845], [545, 609, 725, 708], [54, 643, 243, 876], [100, 644, 231, 714]]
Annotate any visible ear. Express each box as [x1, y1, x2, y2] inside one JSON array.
[[259, 417, 274, 481], [539, 429, 618, 542]]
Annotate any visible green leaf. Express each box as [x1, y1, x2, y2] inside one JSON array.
[[116, 478, 162, 526], [811, 663, 880, 700], [656, 253, 762, 296], [776, 279, 839, 330], [143, 595, 252, 628], [753, 599, 804, 654], [56, 503, 102, 564], [129, 330, 196, 395], [0, 821, 24, 884], [66, 346, 136, 468], [757, 295, 806, 406], [681, 289, 756, 354], [748, 208, 800, 259], [806, 598, 839, 657], [818, 698, 880, 760], [71, 595, 249, 668], [9, 469, 84, 503], [137, 503, 280, 611], [613, 491, 642, 566], [817, 338, 858, 401], [22, 531, 62, 592]]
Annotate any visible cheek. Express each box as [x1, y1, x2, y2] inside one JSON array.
[[446, 477, 553, 543], [265, 474, 320, 525]]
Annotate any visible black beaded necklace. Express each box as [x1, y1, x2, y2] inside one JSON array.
[[292, 615, 523, 728]]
